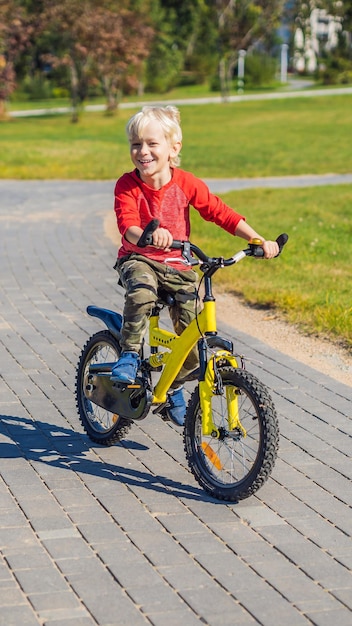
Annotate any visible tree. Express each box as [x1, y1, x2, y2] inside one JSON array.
[[207, 0, 285, 98], [38, 0, 93, 121], [325, 0, 352, 54], [145, 0, 217, 91], [39, 0, 155, 121], [145, 2, 184, 93], [0, 0, 31, 118], [88, 4, 154, 111], [160, 0, 218, 84], [157, 0, 209, 59]]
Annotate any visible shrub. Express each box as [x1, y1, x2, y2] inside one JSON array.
[[22, 73, 52, 100], [145, 38, 184, 93], [51, 87, 70, 99], [243, 52, 277, 88]]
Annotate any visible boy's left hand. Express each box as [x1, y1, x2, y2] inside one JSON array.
[[262, 240, 279, 259]]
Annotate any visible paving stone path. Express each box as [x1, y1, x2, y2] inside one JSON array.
[[0, 180, 351, 626]]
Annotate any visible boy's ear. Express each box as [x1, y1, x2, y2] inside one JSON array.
[[171, 141, 182, 157]]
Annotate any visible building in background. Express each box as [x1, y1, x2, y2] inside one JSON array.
[[294, 7, 342, 73]]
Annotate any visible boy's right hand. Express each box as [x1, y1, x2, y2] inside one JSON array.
[[128, 221, 172, 249], [152, 227, 173, 250]]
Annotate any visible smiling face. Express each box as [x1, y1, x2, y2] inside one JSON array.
[[129, 119, 181, 189]]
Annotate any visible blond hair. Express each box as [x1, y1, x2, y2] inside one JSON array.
[[126, 105, 182, 167]]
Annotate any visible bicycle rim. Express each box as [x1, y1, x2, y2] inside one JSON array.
[[184, 367, 279, 501], [75, 330, 132, 444]]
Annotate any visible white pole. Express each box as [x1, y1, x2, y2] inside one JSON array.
[[237, 49, 246, 93], [281, 44, 288, 83]]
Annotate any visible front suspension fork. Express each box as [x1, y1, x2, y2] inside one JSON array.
[[199, 349, 246, 438]]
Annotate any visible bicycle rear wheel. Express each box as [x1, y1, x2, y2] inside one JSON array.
[[184, 367, 279, 501], [75, 330, 132, 445]]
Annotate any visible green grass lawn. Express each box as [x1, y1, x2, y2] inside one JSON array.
[[1, 95, 351, 179], [191, 185, 352, 348], [1, 93, 351, 348]]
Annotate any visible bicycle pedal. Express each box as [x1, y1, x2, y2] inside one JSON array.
[[153, 403, 170, 421]]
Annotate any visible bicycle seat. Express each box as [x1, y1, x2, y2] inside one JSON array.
[[157, 288, 176, 307]]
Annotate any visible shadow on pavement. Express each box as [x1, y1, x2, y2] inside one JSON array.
[[0, 414, 219, 503]]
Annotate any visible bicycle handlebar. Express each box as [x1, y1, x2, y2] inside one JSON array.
[[136, 219, 160, 248], [249, 232, 288, 258], [136, 219, 288, 268]]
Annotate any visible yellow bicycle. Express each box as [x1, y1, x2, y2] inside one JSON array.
[[75, 221, 288, 501]]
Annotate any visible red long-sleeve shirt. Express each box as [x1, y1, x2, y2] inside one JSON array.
[[114, 168, 245, 269]]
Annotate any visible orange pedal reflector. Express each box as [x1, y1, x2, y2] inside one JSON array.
[[201, 442, 223, 470]]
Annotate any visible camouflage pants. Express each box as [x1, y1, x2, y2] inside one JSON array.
[[115, 254, 199, 387]]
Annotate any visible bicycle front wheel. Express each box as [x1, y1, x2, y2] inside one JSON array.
[[184, 367, 279, 501]]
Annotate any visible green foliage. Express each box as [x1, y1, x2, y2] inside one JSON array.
[[157, 0, 206, 54], [51, 86, 70, 99], [7, 0, 291, 106], [243, 52, 277, 87], [145, 33, 184, 93], [20, 73, 52, 100], [181, 4, 219, 85], [317, 53, 352, 86], [206, 0, 284, 97], [4, 0, 352, 112], [144, 0, 213, 92]]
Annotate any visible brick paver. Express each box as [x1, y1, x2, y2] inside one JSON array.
[[0, 180, 351, 626]]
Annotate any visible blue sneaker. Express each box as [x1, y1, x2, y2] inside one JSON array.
[[111, 351, 140, 383], [166, 386, 186, 426]]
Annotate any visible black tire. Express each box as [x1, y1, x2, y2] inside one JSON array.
[[184, 367, 279, 501], [75, 330, 132, 445]]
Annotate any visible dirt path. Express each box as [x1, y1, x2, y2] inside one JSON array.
[[215, 291, 351, 387]]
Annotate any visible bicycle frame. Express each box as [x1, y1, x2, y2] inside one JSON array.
[[78, 228, 286, 501], [86, 231, 287, 436], [148, 298, 239, 437]]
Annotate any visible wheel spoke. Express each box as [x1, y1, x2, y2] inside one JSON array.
[[82, 342, 119, 433], [75, 331, 132, 445], [184, 367, 279, 501]]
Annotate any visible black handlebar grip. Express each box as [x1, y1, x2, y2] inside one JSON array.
[[275, 233, 289, 256], [250, 233, 288, 258], [136, 219, 160, 248]]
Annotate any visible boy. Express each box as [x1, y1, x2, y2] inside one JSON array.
[[111, 105, 279, 425]]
